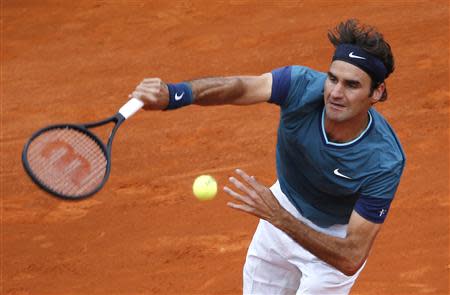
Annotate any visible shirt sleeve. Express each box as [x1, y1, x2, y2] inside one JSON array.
[[268, 66, 292, 106], [354, 168, 404, 223], [269, 65, 327, 113]]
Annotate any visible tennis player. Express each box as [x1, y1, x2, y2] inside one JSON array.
[[131, 19, 405, 294]]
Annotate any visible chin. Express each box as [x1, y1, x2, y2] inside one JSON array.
[[325, 104, 348, 122]]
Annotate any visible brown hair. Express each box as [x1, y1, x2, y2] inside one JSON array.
[[328, 19, 394, 101]]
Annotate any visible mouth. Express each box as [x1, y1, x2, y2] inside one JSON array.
[[328, 101, 346, 111]]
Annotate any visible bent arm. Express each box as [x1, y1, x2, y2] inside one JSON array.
[[225, 169, 383, 276], [278, 210, 381, 276]]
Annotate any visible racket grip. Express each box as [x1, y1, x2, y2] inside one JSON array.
[[118, 98, 144, 119]]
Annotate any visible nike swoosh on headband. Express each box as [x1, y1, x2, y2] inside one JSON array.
[[349, 52, 366, 60]]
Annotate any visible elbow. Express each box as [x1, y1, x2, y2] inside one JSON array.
[[338, 254, 366, 276], [340, 264, 360, 277]]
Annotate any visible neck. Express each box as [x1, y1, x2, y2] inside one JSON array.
[[324, 111, 370, 143]]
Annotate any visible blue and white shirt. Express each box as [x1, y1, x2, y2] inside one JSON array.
[[269, 65, 405, 227]]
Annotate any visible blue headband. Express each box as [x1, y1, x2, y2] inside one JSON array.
[[332, 44, 387, 83]]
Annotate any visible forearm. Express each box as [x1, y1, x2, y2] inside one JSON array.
[[189, 75, 271, 106], [275, 212, 366, 276], [189, 77, 243, 105]]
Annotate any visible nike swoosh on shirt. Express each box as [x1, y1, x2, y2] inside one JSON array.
[[333, 168, 352, 179], [349, 52, 366, 60], [175, 92, 184, 101]]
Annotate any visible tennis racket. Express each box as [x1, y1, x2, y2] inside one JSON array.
[[22, 98, 144, 200]]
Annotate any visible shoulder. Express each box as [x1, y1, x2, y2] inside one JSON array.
[[288, 66, 327, 97], [270, 65, 327, 107], [292, 65, 327, 79], [368, 108, 406, 173], [272, 65, 326, 83]]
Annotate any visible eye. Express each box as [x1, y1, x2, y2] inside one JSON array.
[[347, 82, 360, 89], [327, 74, 337, 83]]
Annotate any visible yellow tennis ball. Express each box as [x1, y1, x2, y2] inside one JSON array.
[[193, 175, 217, 201]]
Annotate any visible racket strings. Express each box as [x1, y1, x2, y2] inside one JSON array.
[[26, 127, 108, 197]]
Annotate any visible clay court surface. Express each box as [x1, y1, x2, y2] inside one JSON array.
[[2, 1, 449, 294]]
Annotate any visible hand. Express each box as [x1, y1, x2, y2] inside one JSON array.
[[129, 78, 169, 110], [224, 169, 289, 227]]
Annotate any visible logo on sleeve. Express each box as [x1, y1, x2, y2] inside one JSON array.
[[333, 168, 352, 180]]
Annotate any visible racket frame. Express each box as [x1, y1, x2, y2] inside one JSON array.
[[22, 113, 125, 200]]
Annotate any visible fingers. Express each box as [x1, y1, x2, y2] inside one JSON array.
[[235, 168, 266, 194], [132, 85, 157, 101], [136, 84, 156, 93], [142, 77, 163, 84], [129, 78, 169, 110], [223, 185, 256, 207], [226, 202, 257, 215], [226, 168, 276, 208], [226, 168, 262, 195], [224, 169, 264, 205], [131, 83, 160, 99], [228, 176, 255, 198], [130, 78, 164, 94]]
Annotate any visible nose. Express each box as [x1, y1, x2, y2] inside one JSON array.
[[329, 82, 344, 99]]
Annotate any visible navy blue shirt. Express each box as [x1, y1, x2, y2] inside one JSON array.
[[269, 65, 405, 227]]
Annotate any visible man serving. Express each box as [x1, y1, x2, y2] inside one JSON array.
[[131, 19, 405, 294]]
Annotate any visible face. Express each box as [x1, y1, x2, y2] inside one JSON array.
[[324, 60, 383, 123]]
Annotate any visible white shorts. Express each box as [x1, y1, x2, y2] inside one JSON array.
[[243, 181, 365, 295]]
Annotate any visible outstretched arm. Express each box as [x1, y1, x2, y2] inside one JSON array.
[[224, 169, 382, 276], [130, 74, 272, 110]]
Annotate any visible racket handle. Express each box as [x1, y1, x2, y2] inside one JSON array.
[[118, 98, 144, 119]]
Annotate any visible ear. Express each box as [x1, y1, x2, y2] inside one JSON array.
[[370, 82, 385, 104]]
